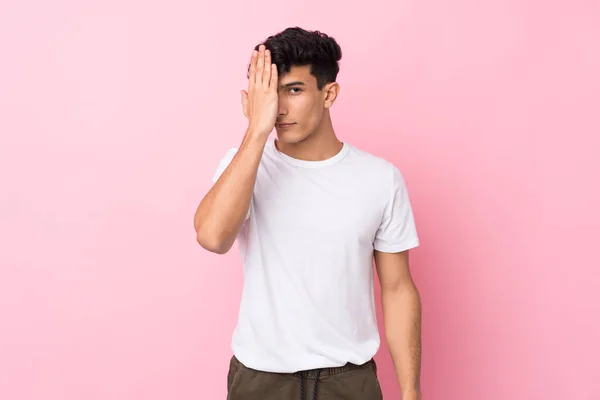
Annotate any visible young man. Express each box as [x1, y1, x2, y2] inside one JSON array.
[[194, 27, 422, 400]]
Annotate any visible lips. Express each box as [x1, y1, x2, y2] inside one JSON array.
[[276, 123, 295, 128]]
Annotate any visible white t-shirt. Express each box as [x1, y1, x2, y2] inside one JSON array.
[[211, 138, 419, 373]]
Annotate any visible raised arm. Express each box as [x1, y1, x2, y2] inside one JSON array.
[[194, 44, 278, 254]]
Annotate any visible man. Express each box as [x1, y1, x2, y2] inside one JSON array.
[[194, 27, 422, 400]]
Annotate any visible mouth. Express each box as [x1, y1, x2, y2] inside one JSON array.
[[276, 122, 296, 129]]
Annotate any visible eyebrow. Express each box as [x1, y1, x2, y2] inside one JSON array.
[[279, 81, 305, 89]]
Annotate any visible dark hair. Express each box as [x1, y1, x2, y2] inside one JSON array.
[[253, 27, 342, 90]]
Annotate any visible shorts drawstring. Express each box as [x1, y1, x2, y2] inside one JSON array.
[[296, 368, 322, 400]]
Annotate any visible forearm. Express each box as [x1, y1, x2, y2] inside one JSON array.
[[194, 130, 267, 253], [382, 284, 422, 398]]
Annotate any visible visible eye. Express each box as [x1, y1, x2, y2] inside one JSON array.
[[289, 87, 302, 94]]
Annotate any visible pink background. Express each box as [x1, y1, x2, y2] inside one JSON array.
[[1, 1, 599, 399]]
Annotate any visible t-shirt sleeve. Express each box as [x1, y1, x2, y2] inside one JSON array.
[[373, 165, 419, 253], [212, 147, 251, 221], [212, 148, 239, 183]]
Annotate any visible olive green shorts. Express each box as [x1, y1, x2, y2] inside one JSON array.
[[226, 355, 384, 400]]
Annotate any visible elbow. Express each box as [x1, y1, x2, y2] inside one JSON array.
[[196, 229, 232, 255], [382, 281, 420, 298]]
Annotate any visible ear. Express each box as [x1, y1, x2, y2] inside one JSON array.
[[323, 82, 340, 109]]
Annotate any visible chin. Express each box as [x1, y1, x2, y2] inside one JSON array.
[[275, 128, 310, 144]]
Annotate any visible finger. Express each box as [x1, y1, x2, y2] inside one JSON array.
[[269, 63, 278, 90], [248, 50, 257, 88], [255, 45, 265, 85], [240, 90, 248, 118], [262, 49, 271, 87]]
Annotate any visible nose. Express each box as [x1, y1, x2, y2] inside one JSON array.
[[278, 101, 288, 117]]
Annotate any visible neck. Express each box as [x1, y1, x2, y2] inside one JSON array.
[[275, 111, 343, 161]]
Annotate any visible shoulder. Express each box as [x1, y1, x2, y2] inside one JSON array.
[[345, 143, 399, 181], [344, 143, 414, 203]]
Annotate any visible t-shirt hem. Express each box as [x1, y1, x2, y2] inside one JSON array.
[[373, 240, 420, 253]]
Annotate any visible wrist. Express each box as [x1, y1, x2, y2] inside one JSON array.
[[245, 125, 271, 139], [242, 128, 269, 146]]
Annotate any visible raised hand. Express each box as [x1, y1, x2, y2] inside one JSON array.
[[241, 44, 279, 137]]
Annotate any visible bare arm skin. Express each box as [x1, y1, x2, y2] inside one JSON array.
[[374, 250, 423, 400]]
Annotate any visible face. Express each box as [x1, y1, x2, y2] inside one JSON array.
[[274, 65, 338, 144]]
